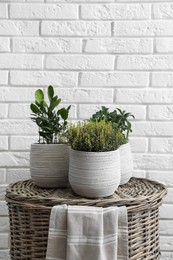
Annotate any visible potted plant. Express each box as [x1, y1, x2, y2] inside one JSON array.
[[91, 106, 134, 185], [30, 85, 71, 188], [67, 120, 127, 198]]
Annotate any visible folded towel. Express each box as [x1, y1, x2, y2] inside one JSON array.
[[46, 205, 129, 260]]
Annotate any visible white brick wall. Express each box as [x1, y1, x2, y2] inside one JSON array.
[[0, 0, 173, 259]]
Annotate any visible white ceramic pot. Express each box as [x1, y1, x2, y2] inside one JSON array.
[[119, 143, 133, 185], [69, 148, 120, 198], [30, 143, 70, 188]]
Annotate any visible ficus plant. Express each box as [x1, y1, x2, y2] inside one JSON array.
[[90, 106, 135, 139], [30, 85, 71, 144]]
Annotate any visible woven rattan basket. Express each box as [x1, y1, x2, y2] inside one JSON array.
[[6, 177, 167, 260]]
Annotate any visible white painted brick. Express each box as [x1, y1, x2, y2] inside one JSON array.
[[0, 120, 37, 135], [0, 218, 9, 233], [84, 38, 153, 54], [149, 105, 173, 120], [134, 154, 173, 170], [132, 170, 146, 179], [118, 0, 172, 1], [129, 138, 148, 152], [81, 4, 150, 20], [10, 136, 38, 150], [0, 202, 8, 216], [163, 188, 173, 204], [115, 89, 173, 104], [155, 39, 173, 53], [0, 250, 10, 260], [153, 3, 173, 19], [13, 38, 82, 53], [117, 55, 173, 70], [10, 71, 77, 86], [160, 205, 173, 219], [0, 71, 8, 85], [0, 54, 43, 69], [0, 137, 8, 151], [160, 236, 173, 251], [0, 234, 9, 249], [0, 39, 10, 52], [10, 4, 78, 19], [42, 21, 111, 36], [160, 252, 173, 260], [160, 220, 173, 236], [46, 55, 114, 70], [152, 72, 173, 87], [148, 171, 173, 187], [132, 122, 173, 136], [0, 104, 8, 119], [0, 21, 39, 36], [0, 186, 7, 200], [0, 152, 29, 167], [6, 169, 30, 184], [78, 104, 146, 120], [114, 21, 173, 36], [0, 88, 39, 102], [80, 72, 149, 87], [0, 4, 8, 18], [0, 170, 6, 185], [150, 138, 173, 153], [46, 0, 114, 2]]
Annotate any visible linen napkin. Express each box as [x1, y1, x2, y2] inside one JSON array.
[[46, 205, 129, 260]]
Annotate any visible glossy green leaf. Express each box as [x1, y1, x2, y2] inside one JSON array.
[[30, 103, 40, 114], [35, 89, 44, 104], [48, 85, 54, 100]]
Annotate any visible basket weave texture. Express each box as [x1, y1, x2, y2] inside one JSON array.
[[6, 177, 167, 260]]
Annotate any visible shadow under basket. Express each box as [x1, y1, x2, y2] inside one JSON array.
[[6, 177, 167, 260]]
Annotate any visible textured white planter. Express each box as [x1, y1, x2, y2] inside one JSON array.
[[30, 143, 70, 188], [69, 148, 120, 198], [119, 143, 133, 185]]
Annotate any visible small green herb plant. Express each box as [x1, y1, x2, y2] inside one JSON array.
[[30, 85, 71, 144], [90, 106, 134, 139], [67, 120, 127, 152]]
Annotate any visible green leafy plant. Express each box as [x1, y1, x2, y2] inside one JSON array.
[[90, 106, 134, 138], [67, 120, 127, 152], [30, 85, 71, 144]]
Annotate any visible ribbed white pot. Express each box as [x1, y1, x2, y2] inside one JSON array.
[[119, 143, 133, 185], [30, 143, 70, 188], [69, 148, 120, 198]]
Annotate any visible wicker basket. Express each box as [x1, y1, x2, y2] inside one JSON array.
[[6, 177, 167, 260]]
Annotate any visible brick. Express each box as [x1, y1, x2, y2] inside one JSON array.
[[0, 202, 8, 216], [0, 54, 43, 69], [149, 105, 173, 120], [42, 21, 111, 36], [13, 38, 82, 53], [80, 72, 149, 87], [46, 0, 114, 2], [0, 120, 37, 135], [153, 3, 173, 19], [0, 217, 9, 233], [84, 38, 152, 54], [10, 4, 78, 19], [0, 137, 8, 151], [129, 138, 148, 152], [160, 205, 173, 219], [6, 169, 30, 184], [160, 236, 173, 251], [114, 21, 173, 36], [46, 55, 114, 70], [0, 250, 10, 260], [117, 55, 173, 70], [132, 170, 146, 179], [78, 104, 146, 120], [0, 104, 8, 119], [150, 138, 173, 153], [152, 72, 173, 87], [115, 89, 173, 104], [81, 4, 150, 20], [160, 220, 173, 236], [0, 170, 6, 185], [0, 186, 7, 200], [0, 71, 8, 85], [10, 136, 38, 150], [0, 87, 39, 102], [134, 154, 173, 170], [0, 21, 39, 36], [0, 4, 8, 18], [132, 122, 173, 136], [155, 39, 173, 53], [0, 152, 29, 167], [10, 71, 77, 86], [163, 188, 173, 204], [0, 39, 10, 52], [0, 234, 9, 249], [9, 103, 30, 119], [148, 171, 173, 187], [160, 252, 173, 260]]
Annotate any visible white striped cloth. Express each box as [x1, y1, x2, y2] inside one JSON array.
[[46, 205, 129, 260]]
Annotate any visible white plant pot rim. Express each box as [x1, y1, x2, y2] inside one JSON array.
[[31, 143, 69, 146], [70, 148, 119, 155]]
